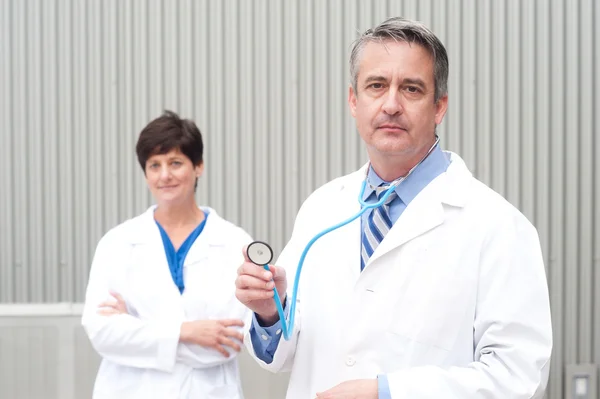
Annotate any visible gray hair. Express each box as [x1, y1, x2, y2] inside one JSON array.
[[350, 17, 449, 103]]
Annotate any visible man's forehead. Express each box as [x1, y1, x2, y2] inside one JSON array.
[[357, 41, 434, 80], [361, 38, 428, 55]]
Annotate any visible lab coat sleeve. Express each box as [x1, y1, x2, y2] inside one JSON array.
[[386, 215, 552, 398], [244, 191, 320, 372], [245, 282, 301, 373], [248, 299, 290, 363], [82, 233, 182, 372]]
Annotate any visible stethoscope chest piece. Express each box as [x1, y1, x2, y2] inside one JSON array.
[[247, 241, 274, 265]]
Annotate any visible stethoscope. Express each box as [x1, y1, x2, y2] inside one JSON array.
[[246, 136, 440, 340]]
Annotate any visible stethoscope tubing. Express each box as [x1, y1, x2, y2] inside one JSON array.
[[264, 137, 440, 340]]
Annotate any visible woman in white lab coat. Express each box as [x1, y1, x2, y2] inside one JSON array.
[[82, 111, 252, 399]]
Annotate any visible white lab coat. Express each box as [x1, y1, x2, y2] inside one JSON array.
[[245, 152, 552, 398], [82, 206, 252, 399]]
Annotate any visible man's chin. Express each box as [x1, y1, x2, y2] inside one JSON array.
[[372, 144, 417, 157]]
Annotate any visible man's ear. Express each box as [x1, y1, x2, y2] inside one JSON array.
[[348, 85, 358, 118]]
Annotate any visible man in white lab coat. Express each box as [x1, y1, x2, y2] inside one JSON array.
[[235, 17, 552, 399]]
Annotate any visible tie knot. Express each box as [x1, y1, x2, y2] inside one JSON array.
[[375, 185, 397, 204]]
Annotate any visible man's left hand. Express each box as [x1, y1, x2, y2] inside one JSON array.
[[315, 379, 378, 399]]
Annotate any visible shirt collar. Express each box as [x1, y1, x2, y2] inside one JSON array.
[[362, 144, 451, 205]]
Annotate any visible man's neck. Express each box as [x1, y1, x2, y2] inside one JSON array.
[[369, 151, 426, 181], [369, 140, 438, 182]]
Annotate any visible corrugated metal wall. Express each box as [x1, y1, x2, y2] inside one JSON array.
[[0, 1, 598, 398]]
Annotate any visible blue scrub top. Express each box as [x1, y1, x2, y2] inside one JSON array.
[[155, 211, 208, 294]]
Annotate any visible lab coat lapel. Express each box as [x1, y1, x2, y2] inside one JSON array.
[[366, 153, 471, 266], [121, 207, 184, 312], [182, 215, 212, 266], [134, 206, 214, 267], [370, 192, 445, 265], [181, 209, 231, 267], [331, 170, 366, 281], [130, 207, 171, 267]]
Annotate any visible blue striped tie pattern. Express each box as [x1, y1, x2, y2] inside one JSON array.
[[361, 185, 397, 270]]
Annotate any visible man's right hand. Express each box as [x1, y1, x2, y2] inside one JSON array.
[[235, 246, 288, 326]]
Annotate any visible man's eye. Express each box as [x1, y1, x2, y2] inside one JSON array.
[[406, 86, 419, 93]]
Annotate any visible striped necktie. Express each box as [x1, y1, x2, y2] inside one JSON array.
[[361, 185, 397, 270]]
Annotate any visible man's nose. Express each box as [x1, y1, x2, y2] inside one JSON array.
[[381, 90, 403, 115]]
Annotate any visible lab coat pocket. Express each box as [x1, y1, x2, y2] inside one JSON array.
[[384, 330, 450, 368], [387, 271, 469, 354]]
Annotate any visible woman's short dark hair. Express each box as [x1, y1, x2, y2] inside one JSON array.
[[135, 110, 204, 172]]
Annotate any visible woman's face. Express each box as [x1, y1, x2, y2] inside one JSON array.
[[144, 148, 203, 207]]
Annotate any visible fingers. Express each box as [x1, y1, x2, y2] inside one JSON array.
[[236, 288, 275, 304], [237, 262, 274, 282], [217, 320, 245, 341], [109, 291, 125, 303], [213, 343, 230, 358], [222, 327, 244, 342], [97, 308, 121, 316], [214, 326, 244, 356], [271, 265, 286, 281], [236, 264, 280, 304], [218, 336, 242, 352], [219, 319, 245, 328], [214, 321, 244, 355], [236, 273, 275, 290], [98, 300, 117, 309], [98, 295, 127, 316], [242, 246, 251, 263]]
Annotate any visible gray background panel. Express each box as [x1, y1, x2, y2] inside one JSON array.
[[0, 325, 59, 399], [0, 311, 289, 399]]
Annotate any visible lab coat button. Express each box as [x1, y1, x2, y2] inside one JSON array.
[[276, 329, 282, 335], [261, 334, 269, 341], [345, 356, 356, 366]]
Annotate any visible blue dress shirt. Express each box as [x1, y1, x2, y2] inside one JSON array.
[[250, 146, 450, 398]]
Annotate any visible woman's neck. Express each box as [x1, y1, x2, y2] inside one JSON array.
[[154, 201, 204, 228]]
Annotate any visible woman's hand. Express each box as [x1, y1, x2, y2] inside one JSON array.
[[180, 319, 245, 357], [98, 291, 128, 316], [97, 292, 243, 358]]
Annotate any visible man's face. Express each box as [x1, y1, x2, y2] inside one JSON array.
[[349, 40, 448, 167]]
